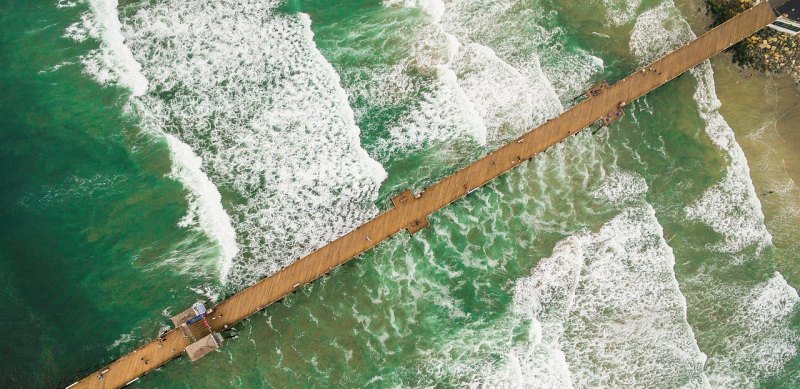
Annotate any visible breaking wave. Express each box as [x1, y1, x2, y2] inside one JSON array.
[[628, 2, 797, 386], [66, 0, 243, 282], [379, 0, 579, 148], [591, 169, 649, 205], [421, 203, 709, 388], [687, 62, 773, 254], [165, 134, 238, 282], [630, 0, 771, 254], [629, 1, 694, 64], [61, 1, 799, 386], [705, 273, 800, 386], [65, 0, 149, 96], [552, 205, 708, 388], [122, 1, 386, 287], [602, 0, 644, 26]]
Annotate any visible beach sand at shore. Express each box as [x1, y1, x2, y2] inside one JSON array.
[[711, 53, 800, 282]]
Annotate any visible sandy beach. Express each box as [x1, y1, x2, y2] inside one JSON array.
[[712, 53, 800, 282]]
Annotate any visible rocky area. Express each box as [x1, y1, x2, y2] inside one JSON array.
[[706, 0, 800, 80]]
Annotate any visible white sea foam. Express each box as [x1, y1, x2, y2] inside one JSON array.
[[67, 1, 243, 282], [433, 0, 603, 101], [494, 236, 586, 388], [431, 0, 566, 111], [631, 1, 771, 253], [591, 169, 648, 205], [39, 61, 73, 74], [320, 3, 486, 156], [107, 332, 133, 351], [686, 62, 773, 253], [122, 1, 387, 287], [547, 53, 606, 104], [417, 0, 446, 24], [452, 42, 563, 143], [706, 273, 800, 386], [629, 1, 695, 64], [383, 3, 491, 148], [384, 0, 445, 23], [189, 284, 223, 305], [628, 4, 793, 386], [165, 134, 238, 283], [434, 204, 708, 388], [64, 13, 94, 42], [419, 202, 710, 387], [386, 54, 489, 148], [66, 0, 149, 96], [543, 205, 707, 388], [363, 0, 602, 163], [334, 125, 639, 386], [381, 0, 570, 149], [603, 0, 644, 26], [56, 0, 80, 8]]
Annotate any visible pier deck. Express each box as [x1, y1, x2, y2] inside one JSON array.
[[68, 2, 781, 388]]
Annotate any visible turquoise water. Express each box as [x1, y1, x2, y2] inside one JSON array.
[[0, 0, 798, 387]]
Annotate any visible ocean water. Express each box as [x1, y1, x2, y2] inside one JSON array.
[[0, 0, 798, 387]]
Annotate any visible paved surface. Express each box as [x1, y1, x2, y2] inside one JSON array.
[[68, 3, 779, 388]]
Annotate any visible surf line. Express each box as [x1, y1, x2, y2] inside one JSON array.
[[67, 2, 790, 388]]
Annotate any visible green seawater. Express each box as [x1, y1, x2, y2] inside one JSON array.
[[1, 0, 798, 387]]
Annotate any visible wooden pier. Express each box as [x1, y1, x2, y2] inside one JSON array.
[[67, 2, 785, 388]]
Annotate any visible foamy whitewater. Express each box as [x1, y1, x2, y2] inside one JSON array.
[[688, 62, 773, 254], [65, 0, 148, 96], [121, 0, 386, 287], [428, 0, 604, 102], [603, 0, 644, 26], [705, 273, 800, 386], [386, 131, 621, 386], [418, 199, 711, 387], [67, 0, 241, 282], [627, 1, 798, 384], [520, 204, 708, 388], [380, 0, 572, 147], [55, 0, 800, 386], [630, 0, 772, 254], [416, 1, 800, 385], [166, 134, 238, 282], [591, 169, 649, 205]]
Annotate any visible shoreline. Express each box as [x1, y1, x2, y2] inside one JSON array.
[[711, 52, 800, 284], [681, 0, 800, 282]]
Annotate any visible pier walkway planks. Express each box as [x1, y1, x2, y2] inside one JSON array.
[[68, 2, 779, 388]]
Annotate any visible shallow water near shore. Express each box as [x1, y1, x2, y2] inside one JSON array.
[[711, 54, 800, 282], [0, 0, 799, 387]]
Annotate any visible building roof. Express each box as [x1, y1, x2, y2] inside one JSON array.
[[776, 0, 800, 22], [185, 333, 222, 362]]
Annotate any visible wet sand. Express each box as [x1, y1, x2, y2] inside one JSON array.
[[711, 53, 800, 282]]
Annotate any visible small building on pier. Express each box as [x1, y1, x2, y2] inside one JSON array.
[[170, 302, 223, 361], [770, 0, 800, 34]]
